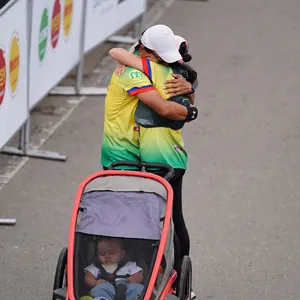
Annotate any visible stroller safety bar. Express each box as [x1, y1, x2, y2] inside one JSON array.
[[108, 161, 175, 182]]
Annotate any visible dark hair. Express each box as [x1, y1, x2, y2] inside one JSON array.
[[134, 40, 142, 52], [137, 40, 192, 63], [178, 41, 192, 63], [169, 62, 197, 83], [97, 237, 124, 249], [135, 40, 154, 53], [135, 40, 165, 64]]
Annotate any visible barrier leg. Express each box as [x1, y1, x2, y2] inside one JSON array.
[[50, 12, 146, 97], [49, 1, 146, 97], [0, 219, 16, 226], [106, 35, 137, 44], [108, 14, 144, 44], [1, 120, 67, 161], [1, 122, 27, 156], [134, 14, 144, 39], [49, 1, 107, 97], [49, 86, 108, 97]]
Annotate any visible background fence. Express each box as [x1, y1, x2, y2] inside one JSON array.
[[0, 0, 29, 152], [0, 0, 147, 160]]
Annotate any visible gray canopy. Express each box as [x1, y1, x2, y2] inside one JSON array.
[[76, 175, 168, 240]]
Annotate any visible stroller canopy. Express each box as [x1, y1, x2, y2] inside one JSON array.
[[76, 175, 168, 240]]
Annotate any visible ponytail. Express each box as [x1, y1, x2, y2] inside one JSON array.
[[178, 42, 192, 63]]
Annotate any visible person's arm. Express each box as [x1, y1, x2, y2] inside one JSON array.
[[164, 74, 194, 97], [127, 270, 144, 284], [137, 90, 198, 121], [111, 48, 195, 101], [187, 78, 198, 105], [187, 93, 195, 105], [120, 68, 198, 121], [109, 48, 144, 75], [84, 272, 106, 287], [113, 43, 139, 76]]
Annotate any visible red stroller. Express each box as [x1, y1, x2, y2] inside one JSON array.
[[52, 161, 192, 300]]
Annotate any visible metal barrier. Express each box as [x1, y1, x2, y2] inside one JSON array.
[[50, 0, 147, 96], [0, 0, 29, 225], [29, 0, 84, 109], [0, 0, 29, 152], [0, 0, 147, 224], [1, 0, 147, 160]]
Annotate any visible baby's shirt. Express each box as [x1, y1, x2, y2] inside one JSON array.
[[84, 261, 142, 279]]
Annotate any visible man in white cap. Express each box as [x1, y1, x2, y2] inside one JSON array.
[[101, 24, 198, 170], [139, 25, 196, 97], [140, 24, 184, 63]]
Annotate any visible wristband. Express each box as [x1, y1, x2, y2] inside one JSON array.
[[185, 106, 198, 121]]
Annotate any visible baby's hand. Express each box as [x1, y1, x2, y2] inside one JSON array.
[[126, 271, 143, 284], [96, 279, 106, 285], [115, 62, 126, 76], [126, 276, 134, 283]]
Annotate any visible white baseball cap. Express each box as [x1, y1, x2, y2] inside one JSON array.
[[141, 24, 182, 63], [175, 35, 189, 51]]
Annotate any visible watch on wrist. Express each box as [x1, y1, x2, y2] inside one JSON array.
[[191, 82, 196, 93]]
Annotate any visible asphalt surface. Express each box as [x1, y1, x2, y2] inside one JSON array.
[[1, 0, 300, 299]]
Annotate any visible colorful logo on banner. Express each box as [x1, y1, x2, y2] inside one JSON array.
[[0, 47, 6, 105], [51, 0, 61, 49], [51, 0, 60, 49], [9, 33, 20, 96], [63, 0, 73, 37], [39, 7, 49, 62]]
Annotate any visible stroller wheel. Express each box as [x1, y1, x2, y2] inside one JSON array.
[[176, 256, 192, 300], [53, 247, 68, 300]]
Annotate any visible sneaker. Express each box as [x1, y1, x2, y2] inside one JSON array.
[[191, 291, 196, 299], [184, 290, 196, 300]]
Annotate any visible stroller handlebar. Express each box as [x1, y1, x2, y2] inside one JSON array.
[[107, 160, 175, 182]]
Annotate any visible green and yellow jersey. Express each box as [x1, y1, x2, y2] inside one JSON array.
[[101, 67, 155, 168], [138, 59, 188, 170]]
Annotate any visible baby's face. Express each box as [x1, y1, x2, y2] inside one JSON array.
[[97, 239, 125, 265]]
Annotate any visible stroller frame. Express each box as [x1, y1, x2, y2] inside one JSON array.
[[68, 167, 174, 300], [53, 161, 192, 300]]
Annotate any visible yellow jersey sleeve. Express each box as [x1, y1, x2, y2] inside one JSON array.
[[140, 58, 174, 100], [118, 66, 155, 96]]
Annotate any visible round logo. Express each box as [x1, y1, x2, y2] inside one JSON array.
[[63, 0, 73, 37], [39, 7, 49, 62], [51, 0, 61, 49], [129, 70, 144, 80], [9, 33, 20, 96], [0, 47, 6, 106]]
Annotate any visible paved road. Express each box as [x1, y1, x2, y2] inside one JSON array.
[[1, 0, 300, 299]]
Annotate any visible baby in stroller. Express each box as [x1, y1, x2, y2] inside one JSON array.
[[84, 237, 144, 300]]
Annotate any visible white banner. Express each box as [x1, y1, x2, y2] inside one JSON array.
[[84, 0, 147, 53], [29, 0, 83, 109], [0, 0, 29, 150]]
